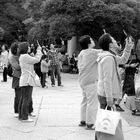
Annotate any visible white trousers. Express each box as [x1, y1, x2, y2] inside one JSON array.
[[80, 83, 98, 124]]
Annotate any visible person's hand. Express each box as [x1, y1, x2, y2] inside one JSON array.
[[107, 97, 114, 108], [125, 36, 134, 50], [30, 52, 34, 57], [37, 45, 42, 51], [130, 63, 139, 68]]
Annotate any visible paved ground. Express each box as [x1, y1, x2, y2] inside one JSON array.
[[0, 73, 140, 140]]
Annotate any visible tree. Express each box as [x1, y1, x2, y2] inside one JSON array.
[[27, 19, 49, 44], [47, 14, 76, 39], [0, 27, 4, 40], [25, 0, 140, 43], [0, 0, 29, 44]]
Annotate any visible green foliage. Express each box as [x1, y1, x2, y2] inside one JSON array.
[[47, 14, 76, 39], [0, 0, 28, 44], [27, 19, 49, 44], [26, 0, 44, 21], [0, 27, 5, 40], [38, 0, 140, 40], [1, 0, 140, 44]]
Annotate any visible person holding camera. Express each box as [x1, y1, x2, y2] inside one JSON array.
[[78, 35, 102, 130], [122, 49, 140, 115], [97, 34, 134, 111], [18, 42, 42, 122], [48, 44, 64, 87]]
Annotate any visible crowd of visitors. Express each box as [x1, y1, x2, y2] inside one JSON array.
[[78, 33, 137, 133], [0, 31, 139, 137], [0, 38, 68, 122]]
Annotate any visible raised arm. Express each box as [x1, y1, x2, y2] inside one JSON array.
[[115, 37, 134, 65], [56, 45, 66, 53], [27, 47, 42, 64]]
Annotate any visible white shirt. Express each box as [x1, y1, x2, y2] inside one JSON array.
[[1, 50, 9, 67]]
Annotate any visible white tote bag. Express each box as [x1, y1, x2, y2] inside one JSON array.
[[95, 108, 120, 135]]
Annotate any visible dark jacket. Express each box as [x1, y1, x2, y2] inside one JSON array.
[[9, 55, 21, 78]]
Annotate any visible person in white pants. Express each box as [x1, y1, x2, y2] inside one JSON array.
[[78, 35, 101, 130]]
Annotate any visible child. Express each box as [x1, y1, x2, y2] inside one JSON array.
[[40, 55, 50, 88]]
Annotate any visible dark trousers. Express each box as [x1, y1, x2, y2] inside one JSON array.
[[34, 67, 43, 85], [3, 67, 7, 81], [14, 88, 21, 113], [41, 73, 46, 87], [18, 86, 33, 120], [98, 95, 111, 110], [50, 65, 61, 86], [123, 74, 135, 96]]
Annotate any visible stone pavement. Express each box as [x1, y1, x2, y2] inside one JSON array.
[[0, 73, 140, 140]]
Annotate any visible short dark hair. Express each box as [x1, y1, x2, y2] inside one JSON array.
[[79, 35, 91, 50], [10, 42, 18, 55], [98, 33, 112, 51], [18, 42, 29, 55]]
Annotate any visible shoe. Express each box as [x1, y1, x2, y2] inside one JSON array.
[[58, 85, 64, 87], [44, 85, 48, 88], [51, 84, 55, 87], [85, 124, 95, 130], [29, 112, 36, 117], [79, 121, 86, 127], [21, 118, 34, 122], [1, 80, 6, 82], [14, 113, 19, 118], [115, 104, 124, 112], [42, 85, 48, 88], [132, 109, 140, 116]]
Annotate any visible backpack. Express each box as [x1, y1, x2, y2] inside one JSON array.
[[7, 63, 13, 77]]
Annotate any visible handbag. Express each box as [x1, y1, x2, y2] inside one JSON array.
[[95, 120, 124, 140], [7, 63, 13, 77], [95, 107, 120, 135]]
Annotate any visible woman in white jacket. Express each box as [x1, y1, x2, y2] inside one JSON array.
[[18, 42, 42, 122]]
